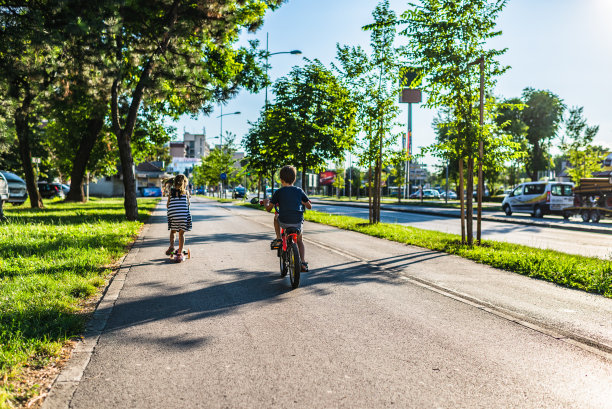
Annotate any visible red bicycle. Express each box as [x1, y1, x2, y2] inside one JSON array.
[[276, 226, 301, 289], [261, 200, 301, 289]]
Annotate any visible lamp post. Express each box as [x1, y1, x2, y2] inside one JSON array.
[[263, 33, 302, 194], [216, 107, 241, 198], [264, 32, 302, 108], [216, 106, 241, 147]]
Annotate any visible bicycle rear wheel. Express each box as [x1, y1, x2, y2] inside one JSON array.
[[279, 246, 287, 277], [288, 242, 301, 289]]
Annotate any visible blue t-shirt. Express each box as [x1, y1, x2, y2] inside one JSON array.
[[270, 186, 309, 224]]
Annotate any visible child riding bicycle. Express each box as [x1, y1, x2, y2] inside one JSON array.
[[262, 165, 312, 272]]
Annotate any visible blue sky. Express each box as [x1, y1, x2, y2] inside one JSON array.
[[170, 0, 612, 168]]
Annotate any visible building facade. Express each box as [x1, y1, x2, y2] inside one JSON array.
[[183, 131, 210, 158]]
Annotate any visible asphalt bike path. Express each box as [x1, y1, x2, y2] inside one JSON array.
[[43, 199, 612, 408]]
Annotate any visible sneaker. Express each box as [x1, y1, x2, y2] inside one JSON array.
[[301, 262, 309, 272], [176, 254, 184, 262], [165, 247, 175, 255]]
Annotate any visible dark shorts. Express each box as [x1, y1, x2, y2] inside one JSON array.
[[279, 221, 303, 232]]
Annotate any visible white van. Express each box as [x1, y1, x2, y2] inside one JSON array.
[[501, 182, 574, 218]]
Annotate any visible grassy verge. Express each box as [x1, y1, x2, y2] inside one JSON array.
[[0, 198, 159, 408], [310, 195, 500, 210], [239, 203, 611, 297]]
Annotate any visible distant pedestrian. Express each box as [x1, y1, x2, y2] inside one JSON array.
[[166, 174, 192, 261]]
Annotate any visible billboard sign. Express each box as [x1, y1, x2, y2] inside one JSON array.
[[319, 171, 336, 186]]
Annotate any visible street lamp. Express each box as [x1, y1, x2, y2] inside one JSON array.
[[263, 33, 302, 196], [216, 106, 241, 148], [264, 32, 302, 107], [215, 107, 241, 198]]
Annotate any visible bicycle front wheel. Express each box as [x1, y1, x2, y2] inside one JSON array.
[[288, 242, 301, 289]]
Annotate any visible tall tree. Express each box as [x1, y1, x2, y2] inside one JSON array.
[[401, 0, 508, 244], [102, 0, 282, 220], [521, 88, 565, 181], [561, 106, 603, 183], [0, 112, 20, 173], [249, 60, 357, 190], [192, 137, 238, 193], [243, 114, 285, 194], [495, 97, 528, 186], [335, 0, 403, 223], [0, 2, 65, 208]]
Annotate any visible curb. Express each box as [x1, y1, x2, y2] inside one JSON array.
[[40, 215, 154, 409], [311, 199, 611, 235]]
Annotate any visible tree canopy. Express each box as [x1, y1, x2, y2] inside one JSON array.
[[244, 60, 357, 189], [400, 0, 509, 244]]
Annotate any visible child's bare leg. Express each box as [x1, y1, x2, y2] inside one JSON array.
[[168, 230, 176, 251], [273, 214, 281, 240], [178, 230, 185, 252], [297, 233, 305, 261]]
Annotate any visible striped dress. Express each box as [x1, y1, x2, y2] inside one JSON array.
[[167, 189, 192, 231]]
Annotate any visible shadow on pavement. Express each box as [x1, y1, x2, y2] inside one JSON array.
[[101, 270, 288, 347], [139, 231, 272, 250], [99, 245, 450, 349]]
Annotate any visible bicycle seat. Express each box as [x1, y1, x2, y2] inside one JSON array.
[[284, 227, 301, 234]]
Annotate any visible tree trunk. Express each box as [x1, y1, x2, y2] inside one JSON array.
[[66, 114, 105, 202], [302, 166, 307, 193], [368, 165, 373, 224], [116, 129, 138, 220], [15, 97, 43, 208], [459, 158, 465, 244], [111, 2, 179, 220], [374, 158, 381, 223], [466, 155, 474, 246]]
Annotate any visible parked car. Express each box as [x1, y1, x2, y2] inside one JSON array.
[[423, 189, 440, 199], [142, 187, 162, 197], [61, 184, 70, 195], [0, 173, 9, 203], [501, 181, 574, 218], [232, 186, 247, 199], [440, 190, 457, 199], [1, 171, 28, 205], [0, 173, 7, 218], [37, 181, 65, 199], [410, 188, 440, 199]]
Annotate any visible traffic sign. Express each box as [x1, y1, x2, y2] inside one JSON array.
[[220, 173, 227, 180]]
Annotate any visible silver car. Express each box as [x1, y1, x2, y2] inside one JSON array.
[[0, 173, 7, 219], [0, 173, 9, 202], [0, 171, 28, 205]]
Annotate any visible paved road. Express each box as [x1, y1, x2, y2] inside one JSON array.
[[44, 199, 612, 409], [311, 201, 612, 259]]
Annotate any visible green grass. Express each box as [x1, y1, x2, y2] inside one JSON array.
[[310, 195, 500, 210], [0, 198, 158, 408], [239, 203, 612, 297]]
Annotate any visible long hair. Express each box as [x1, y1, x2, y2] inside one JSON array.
[[163, 178, 174, 196], [173, 174, 188, 196]]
